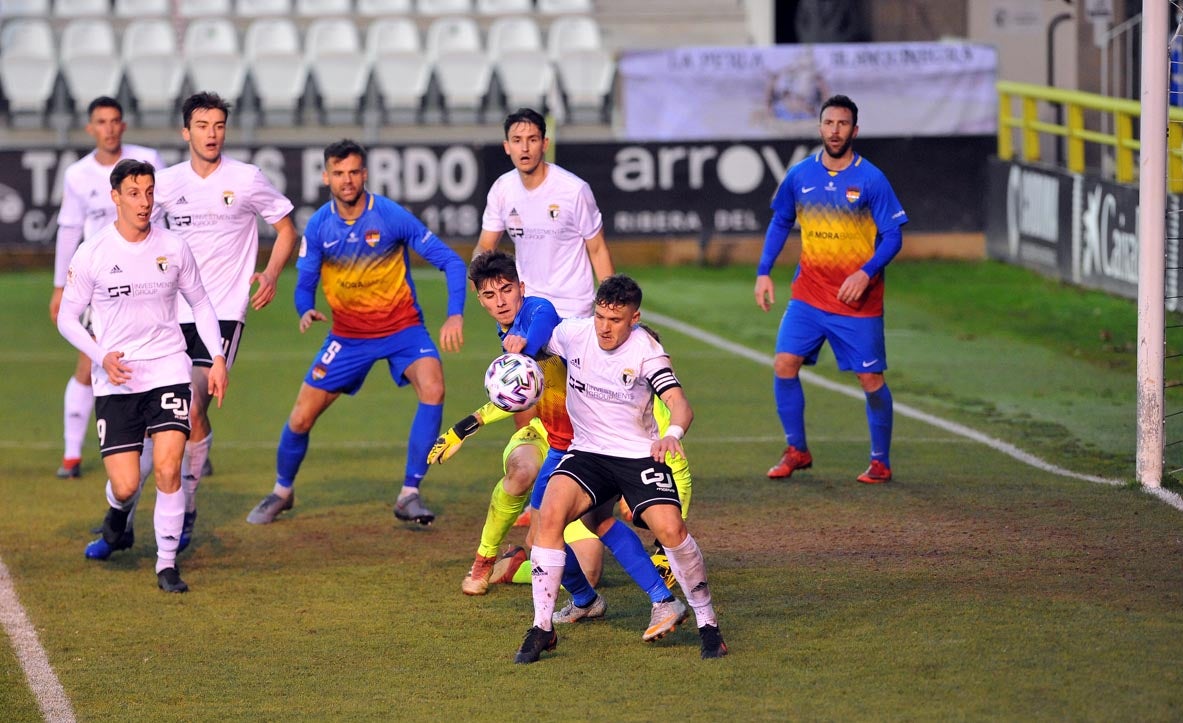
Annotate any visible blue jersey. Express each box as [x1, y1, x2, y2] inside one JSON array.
[[297, 192, 466, 338], [770, 152, 907, 316], [496, 296, 573, 451]]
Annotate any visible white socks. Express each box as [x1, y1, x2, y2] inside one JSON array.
[[154, 488, 185, 573], [182, 434, 212, 514], [664, 533, 717, 628], [63, 377, 93, 460], [529, 546, 566, 630]]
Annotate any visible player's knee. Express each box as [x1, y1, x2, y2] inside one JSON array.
[[856, 372, 884, 392], [503, 466, 536, 496], [773, 353, 802, 378]]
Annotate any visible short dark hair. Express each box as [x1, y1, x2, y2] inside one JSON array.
[[87, 96, 122, 119], [324, 139, 367, 166], [182, 91, 231, 127], [110, 159, 155, 190], [469, 250, 519, 289], [503, 107, 546, 140], [819, 94, 858, 126], [595, 274, 642, 309]]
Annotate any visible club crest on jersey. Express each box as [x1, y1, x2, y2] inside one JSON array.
[[365, 230, 380, 247], [156, 256, 169, 273], [845, 187, 861, 203], [621, 368, 636, 387], [222, 191, 235, 206], [66, 267, 74, 285], [548, 204, 560, 220], [312, 365, 327, 381]]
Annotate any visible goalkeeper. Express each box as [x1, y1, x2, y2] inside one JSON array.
[[430, 251, 689, 638]]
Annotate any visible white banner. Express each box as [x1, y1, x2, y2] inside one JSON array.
[[619, 42, 998, 141]]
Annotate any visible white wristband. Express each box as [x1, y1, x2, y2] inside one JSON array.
[[665, 424, 684, 440]]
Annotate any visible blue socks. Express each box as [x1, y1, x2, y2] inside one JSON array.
[[602, 519, 671, 603], [405, 401, 443, 488], [561, 543, 597, 607], [276, 424, 310, 488], [774, 375, 807, 449], [865, 384, 893, 467]]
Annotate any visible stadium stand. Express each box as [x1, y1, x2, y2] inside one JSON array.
[[487, 16, 554, 112], [475, 0, 533, 16], [536, 0, 592, 14], [122, 19, 186, 126], [426, 15, 493, 122], [0, 19, 58, 127], [305, 17, 370, 124], [244, 17, 308, 125], [0, 0, 49, 16], [296, 0, 352, 16], [366, 17, 431, 123], [356, 0, 413, 16], [179, 0, 234, 17], [52, 0, 108, 17], [547, 15, 613, 122], [184, 18, 249, 109], [236, 0, 293, 18], [113, 0, 170, 18], [59, 19, 123, 121], [417, 0, 473, 17]]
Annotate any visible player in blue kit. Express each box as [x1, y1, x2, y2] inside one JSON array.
[[755, 94, 908, 485], [246, 139, 467, 526]]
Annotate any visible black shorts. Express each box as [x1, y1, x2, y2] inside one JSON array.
[[182, 320, 244, 368], [550, 450, 681, 529], [94, 383, 192, 457]]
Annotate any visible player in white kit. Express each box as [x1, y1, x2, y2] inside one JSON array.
[[513, 275, 727, 664], [49, 96, 165, 479], [58, 159, 228, 593]]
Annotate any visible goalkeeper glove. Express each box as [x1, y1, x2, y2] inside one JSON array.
[[427, 414, 481, 464]]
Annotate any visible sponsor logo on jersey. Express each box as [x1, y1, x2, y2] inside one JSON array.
[[845, 187, 861, 203], [312, 365, 327, 381], [365, 230, 380, 247], [67, 267, 75, 284], [507, 208, 524, 238], [825, 181, 837, 192], [222, 191, 235, 206], [569, 357, 580, 368], [176, 195, 188, 204], [156, 256, 169, 273], [110, 265, 123, 274], [548, 204, 560, 220]]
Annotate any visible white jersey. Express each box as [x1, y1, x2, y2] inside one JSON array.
[[155, 155, 294, 324], [482, 163, 603, 319], [547, 317, 671, 458], [53, 143, 166, 287], [58, 225, 216, 396]]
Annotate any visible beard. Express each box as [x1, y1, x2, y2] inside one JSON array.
[[823, 136, 853, 159]]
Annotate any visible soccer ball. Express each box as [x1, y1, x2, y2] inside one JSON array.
[[484, 353, 544, 412]]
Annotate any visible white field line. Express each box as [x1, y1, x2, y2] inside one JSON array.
[[0, 557, 76, 722], [642, 310, 1182, 514]]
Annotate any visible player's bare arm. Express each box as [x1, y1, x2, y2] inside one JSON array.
[[652, 383, 693, 462], [438, 314, 465, 353], [584, 229, 614, 283], [250, 215, 299, 311], [474, 228, 502, 259], [49, 287, 64, 323], [207, 356, 229, 408], [754, 275, 776, 311], [299, 309, 327, 333]]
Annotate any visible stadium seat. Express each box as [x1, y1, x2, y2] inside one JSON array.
[[305, 17, 369, 124], [475, 0, 532, 15], [547, 17, 612, 121], [53, 0, 108, 17], [113, 0, 169, 17], [235, 0, 292, 16], [243, 17, 308, 125], [178, 0, 233, 16], [357, 0, 412, 15], [366, 17, 429, 122], [487, 16, 553, 111], [184, 18, 248, 105], [295, 0, 351, 15], [0, 0, 50, 16], [0, 19, 58, 127], [60, 19, 123, 114], [122, 19, 185, 126], [426, 16, 492, 122], [537, 0, 592, 14], [416, 0, 472, 16]]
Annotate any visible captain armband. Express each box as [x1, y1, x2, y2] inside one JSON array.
[[647, 367, 682, 397]]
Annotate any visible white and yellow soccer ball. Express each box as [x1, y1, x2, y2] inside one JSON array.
[[484, 353, 544, 412]]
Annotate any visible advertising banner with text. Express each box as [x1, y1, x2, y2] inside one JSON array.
[[618, 42, 998, 142]]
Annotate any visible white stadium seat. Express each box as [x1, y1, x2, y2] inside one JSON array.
[[295, 0, 351, 16], [60, 19, 123, 107], [0, 19, 58, 125], [475, 0, 532, 15], [366, 17, 429, 122], [184, 18, 248, 103], [546, 14, 603, 59], [235, 0, 291, 17], [0, 0, 50, 16], [426, 16, 492, 121], [305, 17, 369, 123], [487, 16, 553, 111], [122, 19, 186, 125], [547, 17, 612, 120], [113, 0, 169, 17], [53, 0, 108, 17], [416, 0, 471, 16], [357, 0, 412, 15], [178, 0, 233, 16], [537, 0, 592, 14], [244, 17, 308, 124]]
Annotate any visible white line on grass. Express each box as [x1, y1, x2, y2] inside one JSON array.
[[643, 310, 1183, 513], [0, 556, 76, 722]]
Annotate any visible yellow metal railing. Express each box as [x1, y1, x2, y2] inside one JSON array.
[[997, 80, 1183, 192]]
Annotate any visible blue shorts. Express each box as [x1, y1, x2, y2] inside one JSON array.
[[530, 446, 566, 509], [776, 299, 887, 373], [304, 325, 439, 395]]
